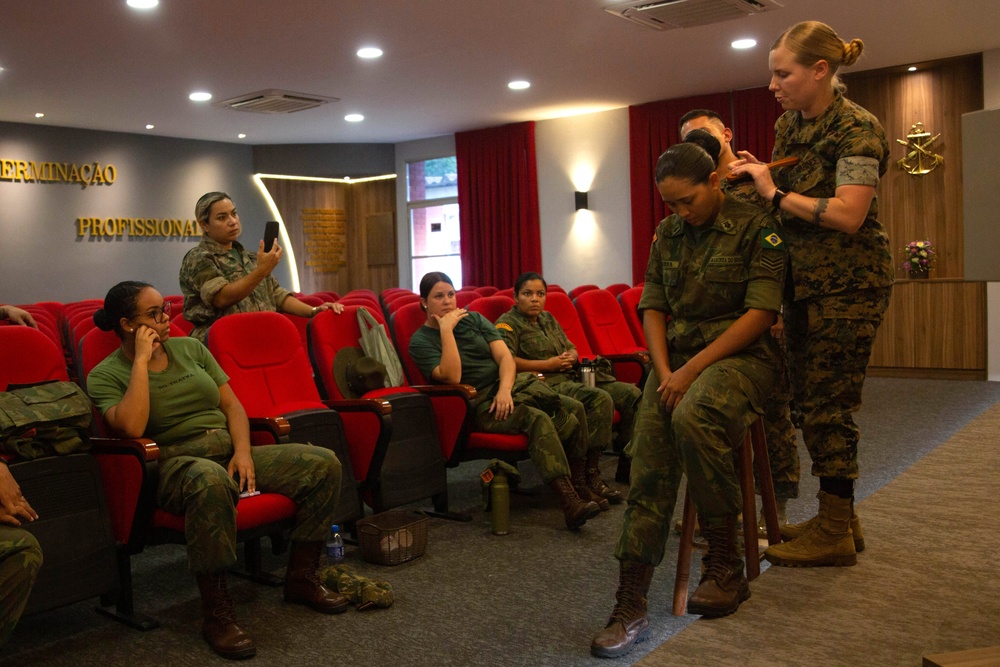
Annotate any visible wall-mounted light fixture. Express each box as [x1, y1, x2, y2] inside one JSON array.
[[575, 191, 589, 211]]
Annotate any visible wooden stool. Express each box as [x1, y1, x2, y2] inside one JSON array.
[[672, 417, 780, 616]]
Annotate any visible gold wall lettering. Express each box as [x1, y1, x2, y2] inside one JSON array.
[[1, 159, 117, 188], [896, 123, 944, 175], [301, 208, 347, 273], [76, 217, 201, 239]]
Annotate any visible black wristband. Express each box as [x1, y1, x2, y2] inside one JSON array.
[[771, 189, 787, 211]]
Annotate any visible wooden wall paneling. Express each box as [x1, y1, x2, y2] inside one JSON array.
[[345, 179, 398, 294], [843, 54, 985, 375], [869, 280, 985, 376], [260, 177, 349, 295]]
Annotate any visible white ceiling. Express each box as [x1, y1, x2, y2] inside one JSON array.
[[2, 0, 998, 146]]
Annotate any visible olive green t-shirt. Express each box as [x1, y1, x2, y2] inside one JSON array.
[[87, 336, 229, 447], [408, 312, 501, 392]]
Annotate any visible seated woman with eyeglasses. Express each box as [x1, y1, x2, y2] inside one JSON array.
[[86, 280, 347, 661]]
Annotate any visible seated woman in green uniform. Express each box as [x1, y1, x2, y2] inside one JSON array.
[[87, 281, 348, 661], [408, 271, 601, 530], [496, 271, 640, 508], [591, 133, 785, 659]]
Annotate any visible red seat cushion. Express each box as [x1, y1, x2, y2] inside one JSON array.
[[151, 493, 297, 532]]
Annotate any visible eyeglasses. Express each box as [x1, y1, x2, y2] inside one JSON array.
[[135, 301, 172, 323]]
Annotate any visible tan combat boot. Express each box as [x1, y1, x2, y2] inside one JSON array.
[[780, 494, 865, 552], [586, 449, 624, 505], [570, 458, 610, 511], [591, 561, 655, 659], [765, 491, 857, 567], [196, 572, 256, 660], [549, 476, 601, 529], [686, 515, 750, 617]]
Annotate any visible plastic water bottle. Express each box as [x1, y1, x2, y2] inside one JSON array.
[[326, 524, 344, 564]]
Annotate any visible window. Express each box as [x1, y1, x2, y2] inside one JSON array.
[[407, 156, 461, 289]]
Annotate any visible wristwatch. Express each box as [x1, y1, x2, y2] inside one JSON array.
[[310, 306, 320, 317], [771, 189, 787, 211]]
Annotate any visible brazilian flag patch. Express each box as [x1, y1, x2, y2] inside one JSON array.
[[761, 230, 784, 250]]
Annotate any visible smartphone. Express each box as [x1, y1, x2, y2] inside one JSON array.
[[263, 220, 280, 252]]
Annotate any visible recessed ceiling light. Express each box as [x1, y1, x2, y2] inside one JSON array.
[[345, 114, 364, 122], [237, 133, 247, 139], [357, 47, 383, 59], [189, 91, 212, 102], [34, 112, 44, 118], [908, 66, 918, 72], [145, 124, 155, 129], [126, 0, 159, 8], [731, 38, 756, 49], [508, 80, 530, 90]]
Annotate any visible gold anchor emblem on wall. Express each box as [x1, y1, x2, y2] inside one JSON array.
[[896, 122, 944, 175]]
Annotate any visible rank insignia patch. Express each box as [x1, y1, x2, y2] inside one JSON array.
[[496, 322, 513, 332]]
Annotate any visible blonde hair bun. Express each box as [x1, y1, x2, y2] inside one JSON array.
[[843, 38, 864, 67]]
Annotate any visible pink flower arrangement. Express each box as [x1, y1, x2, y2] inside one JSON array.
[[902, 240, 935, 275]]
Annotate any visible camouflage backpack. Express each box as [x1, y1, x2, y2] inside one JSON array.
[[0, 381, 93, 459]]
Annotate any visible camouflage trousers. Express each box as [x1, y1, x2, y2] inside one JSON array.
[[615, 355, 776, 566], [0, 526, 42, 648], [157, 429, 342, 575], [784, 286, 892, 480], [474, 374, 581, 480], [599, 379, 642, 451], [759, 347, 800, 500], [550, 381, 614, 454]]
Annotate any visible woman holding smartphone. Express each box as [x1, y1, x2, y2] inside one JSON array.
[[179, 191, 342, 344]]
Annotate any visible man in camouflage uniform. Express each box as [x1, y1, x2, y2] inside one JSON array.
[[681, 110, 800, 523], [409, 306, 601, 529], [747, 89, 893, 567], [0, 461, 42, 648], [496, 285, 640, 508], [179, 191, 341, 344], [592, 141, 785, 659]]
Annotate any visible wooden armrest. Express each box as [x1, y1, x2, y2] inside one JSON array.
[[322, 398, 392, 416], [90, 437, 160, 462], [603, 351, 650, 366], [248, 416, 291, 439], [411, 383, 478, 401]]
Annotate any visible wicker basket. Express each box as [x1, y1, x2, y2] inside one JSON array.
[[357, 510, 428, 566]]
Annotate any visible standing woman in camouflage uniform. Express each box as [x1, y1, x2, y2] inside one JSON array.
[[592, 136, 785, 658], [408, 272, 601, 530], [496, 271, 639, 509], [87, 281, 349, 660], [179, 192, 343, 344], [730, 21, 893, 568]]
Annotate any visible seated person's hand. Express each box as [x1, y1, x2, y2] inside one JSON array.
[[551, 352, 575, 372], [228, 452, 256, 494], [489, 388, 514, 421], [0, 464, 38, 526], [432, 307, 468, 332], [1, 305, 37, 328], [314, 302, 345, 315], [770, 315, 785, 340]]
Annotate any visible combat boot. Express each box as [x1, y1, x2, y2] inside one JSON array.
[[765, 491, 857, 567], [780, 494, 865, 552], [549, 476, 601, 529], [196, 572, 256, 660], [570, 458, 610, 511], [591, 560, 655, 659], [586, 449, 624, 505], [284, 541, 350, 613], [686, 515, 750, 617]]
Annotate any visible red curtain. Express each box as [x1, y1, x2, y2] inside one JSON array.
[[455, 121, 541, 288], [628, 93, 729, 284], [731, 86, 786, 163], [628, 86, 783, 283]]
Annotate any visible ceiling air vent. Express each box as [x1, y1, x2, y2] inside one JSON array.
[[605, 0, 782, 31], [218, 89, 339, 114]]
